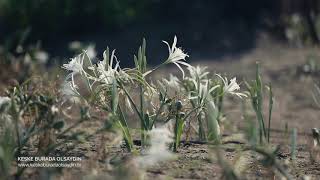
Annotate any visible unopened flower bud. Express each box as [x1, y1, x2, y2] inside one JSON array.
[[179, 112, 185, 119], [175, 101, 183, 111]]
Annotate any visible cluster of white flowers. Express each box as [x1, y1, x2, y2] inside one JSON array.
[[94, 49, 129, 85], [184, 65, 246, 111], [62, 36, 192, 101], [59, 36, 249, 159], [61, 46, 138, 111], [61, 36, 246, 112]]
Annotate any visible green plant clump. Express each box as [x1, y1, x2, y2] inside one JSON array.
[[61, 36, 246, 152]]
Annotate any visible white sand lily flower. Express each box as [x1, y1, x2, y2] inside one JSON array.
[[24, 54, 32, 65], [225, 77, 240, 92], [96, 50, 121, 85], [0, 96, 10, 108], [63, 53, 97, 93], [87, 49, 133, 88], [34, 50, 49, 64], [216, 74, 247, 98], [69, 41, 82, 50], [85, 44, 97, 59], [62, 55, 84, 74], [0, 97, 13, 137], [163, 36, 190, 78]]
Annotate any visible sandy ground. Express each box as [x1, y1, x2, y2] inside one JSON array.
[[2, 38, 320, 179], [197, 39, 320, 135]]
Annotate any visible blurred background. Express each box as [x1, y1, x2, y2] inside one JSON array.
[[1, 0, 320, 65]]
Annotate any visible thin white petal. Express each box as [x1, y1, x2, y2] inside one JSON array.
[[174, 62, 185, 79], [162, 40, 172, 54], [172, 36, 177, 51]]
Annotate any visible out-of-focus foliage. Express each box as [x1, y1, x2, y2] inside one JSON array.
[[285, 14, 320, 46], [0, 0, 150, 33]]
